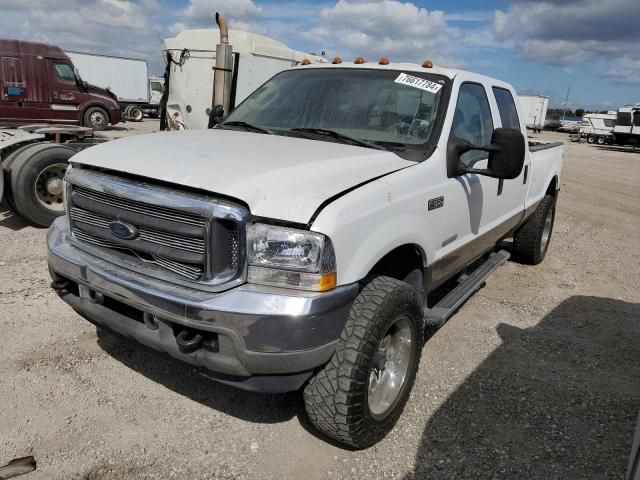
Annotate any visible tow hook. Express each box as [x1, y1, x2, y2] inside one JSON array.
[[50, 279, 69, 292], [176, 330, 204, 354]]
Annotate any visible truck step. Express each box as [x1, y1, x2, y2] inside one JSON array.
[[424, 249, 510, 327]]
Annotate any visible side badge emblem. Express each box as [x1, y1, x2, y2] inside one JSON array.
[[109, 220, 139, 240], [428, 196, 444, 211]]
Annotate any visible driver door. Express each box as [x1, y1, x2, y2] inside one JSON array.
[[48, 60, 82, 122]]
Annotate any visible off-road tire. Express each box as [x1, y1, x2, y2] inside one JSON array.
[[83, 106, 109, 131], [512, 194, 556, 265], [303, 276, 424, 449], [9, 143, 75, 227]]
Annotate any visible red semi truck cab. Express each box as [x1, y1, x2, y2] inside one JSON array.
[[0, 39, 120, 130]]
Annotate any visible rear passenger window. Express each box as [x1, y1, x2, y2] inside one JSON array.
[[492, 87, 520, 129], [452, 83, 494, 167], [1, 57, 24, 85]]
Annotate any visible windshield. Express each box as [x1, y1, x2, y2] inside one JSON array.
[[221, 68, 449, 156]]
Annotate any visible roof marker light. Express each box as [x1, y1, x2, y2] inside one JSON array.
[[354, 56, 366, 64], [378, 57, 390, 65], [422, 60, 433, 68], [300, 59, 311, 65], [332, 56, 342, 64]]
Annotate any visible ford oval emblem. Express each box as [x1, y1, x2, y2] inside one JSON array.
[[109, 220, 138, 240]]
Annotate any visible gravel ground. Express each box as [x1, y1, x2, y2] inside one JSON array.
[[1, 125, 639, 479]]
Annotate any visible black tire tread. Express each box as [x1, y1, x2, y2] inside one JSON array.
[[303, 276, 424, 448], [513, 194, 555, 265], [9, 143, 75, 227]]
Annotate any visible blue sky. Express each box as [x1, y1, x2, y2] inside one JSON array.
[[2, 0, 639, 110]]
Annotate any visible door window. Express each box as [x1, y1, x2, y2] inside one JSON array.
[[53, 63, 76, 83], [452, 83, 494, 166], [492, 87, 520, 129]]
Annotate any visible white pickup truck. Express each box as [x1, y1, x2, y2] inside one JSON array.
[[47, 60, 563, 448]]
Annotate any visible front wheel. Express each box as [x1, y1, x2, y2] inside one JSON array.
[[83, 106, 109, 131], [303, 276, 424, 449]]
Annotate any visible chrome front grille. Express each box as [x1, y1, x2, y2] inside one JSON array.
[[66, 168, 247, 289], [73, 186, 205, 227], [70, 207, 205, 254]]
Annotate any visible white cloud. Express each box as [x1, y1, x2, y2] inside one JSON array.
[[315, 0, 456, 64], [492, 0, 640, 83], [176, 0, 262, 29]]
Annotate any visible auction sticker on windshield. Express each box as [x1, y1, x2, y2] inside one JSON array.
[[394, 73, 443, 94]]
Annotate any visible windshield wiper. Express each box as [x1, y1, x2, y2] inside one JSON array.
[[290, 128, 385, 150], [219, 121, 272, 134]]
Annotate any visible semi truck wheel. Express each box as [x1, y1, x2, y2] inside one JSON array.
[[8, 143, 76, 227], [596, 136, 606, 145], [2, 142, 48, 212], [303, 276, 424, 449], [587, 135, 595, 144], [83, 106, 109, 131], [129, 106, 143, 122], [512, 194, 556, 265]]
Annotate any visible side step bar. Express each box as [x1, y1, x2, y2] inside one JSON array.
[[424, 249, 510, 327]]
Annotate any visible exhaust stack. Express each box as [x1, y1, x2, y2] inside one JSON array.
[[212, 12, 232, 122]]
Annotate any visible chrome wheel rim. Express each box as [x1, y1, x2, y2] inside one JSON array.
[[90, 111, 106, 128], [367, 315, 413, 420], [540, 208, 553, 254], [35, 163, 67, 211]]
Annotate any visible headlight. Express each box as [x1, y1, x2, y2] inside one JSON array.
[[247, 223, 336, 292]]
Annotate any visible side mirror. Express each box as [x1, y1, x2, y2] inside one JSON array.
[[453, 128, 525, 179], [207, 105, 224, 128]]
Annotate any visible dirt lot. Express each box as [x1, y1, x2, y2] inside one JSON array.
[[1, 126, 639, 479]]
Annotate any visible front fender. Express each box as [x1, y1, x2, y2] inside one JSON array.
[[311, 170, 439, 286]]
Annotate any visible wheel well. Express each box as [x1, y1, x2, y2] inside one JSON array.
[[367, 244, 425, 294], [546, 176, 559, 198]]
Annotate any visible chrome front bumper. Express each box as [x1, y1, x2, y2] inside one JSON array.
[[47, 217, 358, 392]]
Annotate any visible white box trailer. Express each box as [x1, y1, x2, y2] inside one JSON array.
[[65, 51, 153, 120], [518, 95, 549, 132], [162, 29, 325, 130]]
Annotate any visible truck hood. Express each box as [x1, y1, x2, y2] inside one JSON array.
[[72, 129, 413, 224]]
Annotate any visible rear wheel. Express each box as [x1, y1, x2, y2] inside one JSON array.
[[596, 136, 606, 145], [303, 276, 424, 449], [83, 106, 109, 131], [587, 135, 595, 144], [129, 106, 143, 122], [9, 143, 76, 227], [512, 194, 556, 265]]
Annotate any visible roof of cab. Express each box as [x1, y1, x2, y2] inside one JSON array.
[[0, 39, 69, 60], [292, 60, 515, 90]]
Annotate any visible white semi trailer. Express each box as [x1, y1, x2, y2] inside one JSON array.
[[65, 51, 154, 121], [161, 27, 325, 130], [518, 95, 549, 133]]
